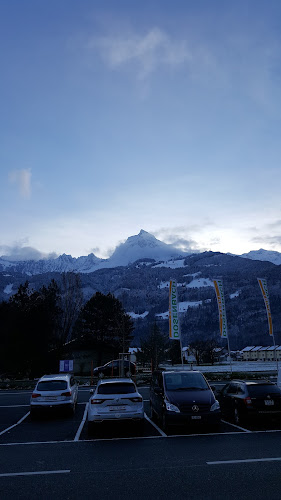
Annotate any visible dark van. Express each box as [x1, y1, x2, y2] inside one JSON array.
[[150, 370, 221, 432]]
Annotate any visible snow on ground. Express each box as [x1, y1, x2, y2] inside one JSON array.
[[183, 272, 201, 278], [158, 276, 213, 289], [156, 300, 203, 319], [127, 311, 149, 319], [4, 283, 13, 294], [160, 361, 278, 373], [153, 259, 186, 269], [230, 290, 240, 299], [186, 278, 214, 288]]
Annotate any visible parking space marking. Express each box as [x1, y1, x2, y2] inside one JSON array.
[[221, 419, 252, 433], [0, 428, 281, 446], [74, 403, 89, 441], [0, 411, 30, 436], [144, 413, 167, 437], [0, 405, 29, 408], [0, 470, 71, 477], [207, 457, 281, 465]]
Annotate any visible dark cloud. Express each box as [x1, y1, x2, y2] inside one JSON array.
[[251, 235, 281, 248], [152, 226, 209, 252], [0, 245, 58, 261]]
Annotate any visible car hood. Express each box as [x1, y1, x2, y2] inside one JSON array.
[[166, 389, 215, 406]]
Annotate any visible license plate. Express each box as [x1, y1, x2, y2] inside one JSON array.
[[109, 406, 126, 411], [191, 415, 201, 420], [264, 400, 274, 406], [44, 397, 58, 401]]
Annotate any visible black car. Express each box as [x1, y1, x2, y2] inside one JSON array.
[[218, 380, 281, 425], [93, 359, 136, 378], [150, 370, 221, 432]]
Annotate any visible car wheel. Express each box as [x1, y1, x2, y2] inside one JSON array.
[[161, 413, 169, 433], [99, 372, 104, 379], [30, 408, 38, 420], [125, 371, 132, 378], [233, 406, 242, 425], [88, 422, 96, 437], [136, 419, 144, 436], [150, 402, 157, 421]]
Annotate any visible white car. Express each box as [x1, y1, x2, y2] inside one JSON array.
[[88, 378, 144, 434], [30, 374, 78, 417]]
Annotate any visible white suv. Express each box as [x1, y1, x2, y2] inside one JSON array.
[[88, 378, 144, 434], [30, 374, 78, 417]]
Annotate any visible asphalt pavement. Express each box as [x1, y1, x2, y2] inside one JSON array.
[[0, 386, 281, 499]]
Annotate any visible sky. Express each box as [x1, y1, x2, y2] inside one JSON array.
[[1, 0, 281, 260]]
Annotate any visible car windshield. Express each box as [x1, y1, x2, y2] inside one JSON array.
[[98, 383, 136, 394], [164, 373, 209, 391], [248, 384, 281, 397], [36, 380, 67, 391]]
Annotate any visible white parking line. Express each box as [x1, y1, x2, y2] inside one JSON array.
[[74, 403, 89, 441], [207, 457, 281, 465], [144, 413, 167, 437], [221, 419, 252, 433], [0, 470, 71, 477], [0, 428, 281, 446], [0, 412, 30, 436], [0, 405, 29, 408]]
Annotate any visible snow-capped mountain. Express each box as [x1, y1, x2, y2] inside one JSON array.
[[0, 230, 187, 275], [109, 229, 185, 266], [240, 249, 281, 266]]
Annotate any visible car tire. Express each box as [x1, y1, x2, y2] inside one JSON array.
[[150, 403, 158, 422], [30, 408, 38, 420], [125, 371, 131, 378], [88, 422, 96, 437], [233, 406, 242, 425], [136, 419, 144, 436], [99, 372, 104, 379], [161, 412, 169, 433]]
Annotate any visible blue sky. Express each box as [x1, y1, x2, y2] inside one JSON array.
[[1, 0, 281, 259]]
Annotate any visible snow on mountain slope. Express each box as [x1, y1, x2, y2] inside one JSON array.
[[0, 230, 187, 275], [240, 249, 281, 265], [108, 230, 186, 266]]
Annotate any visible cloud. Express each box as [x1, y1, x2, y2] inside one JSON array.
[[0, 244, 58, 261], [9, 168, 32, 199], [87, 27, 193, 79]]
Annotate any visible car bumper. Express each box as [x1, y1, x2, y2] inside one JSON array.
[[30, 401, 74, 409], [88, 409, 144, 423], [164, 410, 221, 426]]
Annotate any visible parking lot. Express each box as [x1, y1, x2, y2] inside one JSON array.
[[1, 385, 281, 499]]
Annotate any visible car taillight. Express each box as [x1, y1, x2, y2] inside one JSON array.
[[31, 393, 41, 398], [61, 391, 71, 397], [129, 397, 143, 403], [244, 396, 252, 405], [91, 399, 104, 404]]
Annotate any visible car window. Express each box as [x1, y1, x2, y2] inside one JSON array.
[[226, 384, 238, 395], [97, 383, 136, 394], [164, 373, 209, 391], [236, 385, 244, 395], [247, 384, 281, 397], [37, 380, 67, 391]]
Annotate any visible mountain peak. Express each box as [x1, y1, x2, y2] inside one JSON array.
[[109, 230, 185, 266]]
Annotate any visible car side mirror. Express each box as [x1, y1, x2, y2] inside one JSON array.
[[90, 389, 94, 395]]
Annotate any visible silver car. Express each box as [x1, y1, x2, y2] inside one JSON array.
[[30, 374, 78, 417], [88, 378, 144, 434]]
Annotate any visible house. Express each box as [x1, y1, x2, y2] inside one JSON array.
[[241, 346, 255, 361]]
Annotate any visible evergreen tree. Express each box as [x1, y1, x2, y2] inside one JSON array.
[[75, 292, 134, 364]]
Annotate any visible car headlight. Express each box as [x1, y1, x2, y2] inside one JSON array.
[[165, 400, 180, 413], [210, 400, 220, 411]]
